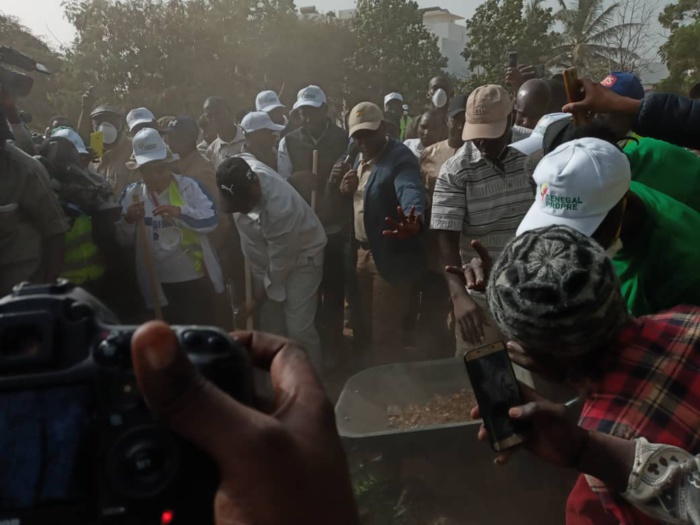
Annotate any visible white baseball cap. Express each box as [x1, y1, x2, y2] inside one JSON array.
[[132, 128, 168, 167], [510, 113, 572, 156], [384, 92, 403, 106], [240, 111, 285, 134], [255, 90, 285, 113], [516, 137, 631, 237], [51, 127, 88, 155], [293, 85, 327, 110], [126, 107, 156, 132]]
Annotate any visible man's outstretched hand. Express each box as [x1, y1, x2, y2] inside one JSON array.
[[131, 322, 359, 525], [382, 205, 422, 239], [445, 239, 492, 292]]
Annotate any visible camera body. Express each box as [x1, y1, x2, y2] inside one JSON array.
[[0, 281, 255, 524], [0, 45, 51, 98]]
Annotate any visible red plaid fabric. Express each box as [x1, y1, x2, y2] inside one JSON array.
[[577, 306, 700, 524]]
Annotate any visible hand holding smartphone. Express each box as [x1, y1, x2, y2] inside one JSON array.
[[464, 342, 531, 451], [562, 67, 588, 125], [507, 51, 518, 69]]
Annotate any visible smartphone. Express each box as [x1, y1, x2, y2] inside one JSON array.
[[464, 342, 530, 451], [507, 51, 518, 69], [562, 67, 586, 125], [89, 130, 104, 158]]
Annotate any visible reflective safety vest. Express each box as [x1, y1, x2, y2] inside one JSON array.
[[167, 181, 204, 273], [400, 115, 412, 142], [60, 204, 105, 285]]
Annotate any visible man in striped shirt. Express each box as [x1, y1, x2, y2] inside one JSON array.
[[430, 85, 534, 354]]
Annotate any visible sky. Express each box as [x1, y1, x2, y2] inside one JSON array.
[[1, 0, 483, 49], [0, 0, 670, 54]]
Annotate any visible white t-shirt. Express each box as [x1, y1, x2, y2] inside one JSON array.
[[148, 187, 203, 283]]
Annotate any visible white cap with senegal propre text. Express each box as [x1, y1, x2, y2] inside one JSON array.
[[516, 137, 631, 237]]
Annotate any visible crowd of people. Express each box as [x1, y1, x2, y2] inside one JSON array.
[[2, 58, 700, 524]]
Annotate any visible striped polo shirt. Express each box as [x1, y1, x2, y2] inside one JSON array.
[[430, 144, 534, 262]]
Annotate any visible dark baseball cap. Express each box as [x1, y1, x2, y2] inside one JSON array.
[[600, 72, 644, 100], [216, 157, 257, 202], [90, 104, 124, 119], [448, 94, 468, 118], [165, 115, 200, 141]]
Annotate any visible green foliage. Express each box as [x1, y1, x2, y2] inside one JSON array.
[[657, 0, 700, 94], [348, 0, 447, 111], [5, 0, 446, 126], [551, 0, 640, 78], [61, 0, 356, 118], [462, 0, 558, 89]]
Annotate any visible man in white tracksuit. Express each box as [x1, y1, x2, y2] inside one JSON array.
[[116, 128, 224, 324], [215, 141, 327, 372]]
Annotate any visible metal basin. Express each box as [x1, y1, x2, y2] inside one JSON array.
[[335, 357, 578, 524]]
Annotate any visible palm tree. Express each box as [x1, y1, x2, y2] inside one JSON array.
[[550, 0, 640, 75]]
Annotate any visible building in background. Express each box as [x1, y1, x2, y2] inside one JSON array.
[[330, 5, 469, 79], [420, 7, 468, 78]]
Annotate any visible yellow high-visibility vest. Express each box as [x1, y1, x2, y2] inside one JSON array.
[[60, 210, 105, 285]]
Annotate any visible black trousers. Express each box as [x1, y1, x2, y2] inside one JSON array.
[[317, 232, 347, 348], [159, 277, 222, 326]]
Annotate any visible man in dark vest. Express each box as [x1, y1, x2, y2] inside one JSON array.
[[277, 85, 349, 351]]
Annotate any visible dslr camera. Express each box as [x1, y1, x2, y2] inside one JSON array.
[[0, 45, 51, 98], [0, 281, 255, 525]]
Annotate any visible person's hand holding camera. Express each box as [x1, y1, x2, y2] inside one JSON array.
[[131, 322, 359, 525]]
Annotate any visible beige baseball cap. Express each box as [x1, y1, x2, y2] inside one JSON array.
[[348, 102, 384, 137], [462, 85, 513, 141]]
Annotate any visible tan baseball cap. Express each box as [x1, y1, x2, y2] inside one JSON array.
[[348, 102, 384, 137], [462, 85, 513, 141]]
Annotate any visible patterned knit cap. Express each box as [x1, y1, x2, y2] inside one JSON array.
[[486, 225, 629, 356]]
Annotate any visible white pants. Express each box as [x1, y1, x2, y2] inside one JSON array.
[[254, 261, 323, 374]]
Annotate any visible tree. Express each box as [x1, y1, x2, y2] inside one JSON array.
[[348, 0, 447, 111], [61, 0, 355, 120], [657, 0, 700, 94], [462, 0, 558, 89], [550, 0, 640, 78], [0, 13, 67, 129], [598, 0, 660, 75]]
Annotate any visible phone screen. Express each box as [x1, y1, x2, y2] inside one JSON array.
[[90, 131, 104, 158], [0, 385, 92, 511], [464, 344, 529, 450]]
